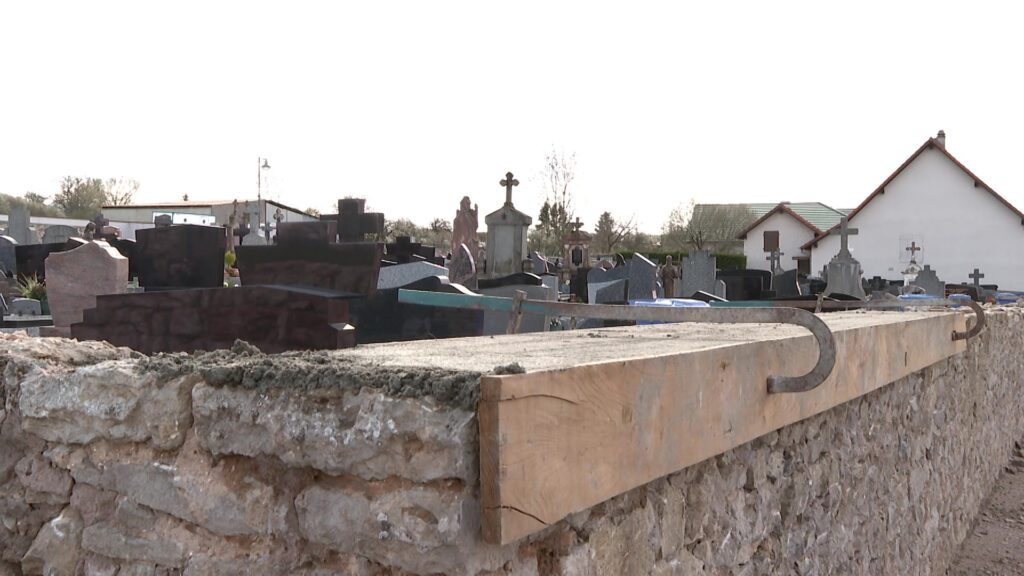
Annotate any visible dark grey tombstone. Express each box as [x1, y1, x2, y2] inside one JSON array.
[[277, 221, 338, 247], [680, 250, 717, 298], [8, 206, 31, 245], [588, 265, 629, 303], [10, 298, 41, 316], [772, 269, 802, 298], [135, 224, 227, 289], [477, 272, 543, 290], [716, 269, 768, 300], [41, 225, 78, 245], [823, 216, 865, 300], [0, 236, 16, 275], [913, 265, 945, 297], [320, 198, 385, 243], [15, 242, 67, 281], [594, 278, 627, 304], [627, 254, 658, 301], [530, 251, 550, 275], [154, 214, 173, 227]]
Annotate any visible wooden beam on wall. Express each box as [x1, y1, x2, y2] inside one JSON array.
[[479, 312, 967, 545]]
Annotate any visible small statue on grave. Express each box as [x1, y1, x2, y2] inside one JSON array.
[[83, 222, 96, 241], [661, 255, 679, 298]]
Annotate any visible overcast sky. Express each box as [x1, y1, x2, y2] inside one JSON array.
[[2, 1, 1023, 232]]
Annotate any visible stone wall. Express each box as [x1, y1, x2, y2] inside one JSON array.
[[2, 308, 1023, 575]]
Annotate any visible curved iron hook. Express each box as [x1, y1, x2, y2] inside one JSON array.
[[952, 299, 986, 341]]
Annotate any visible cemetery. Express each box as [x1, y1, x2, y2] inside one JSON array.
[[0, 164, 1023, 574]]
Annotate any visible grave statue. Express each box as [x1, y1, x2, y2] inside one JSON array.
[[661, 256, 678, 298], [452, 196, 479, 262]]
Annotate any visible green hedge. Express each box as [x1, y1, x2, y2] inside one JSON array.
[[612, 251, 746, 270]]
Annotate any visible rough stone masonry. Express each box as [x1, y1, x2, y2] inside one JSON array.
[[1, 308, 1023, 575]]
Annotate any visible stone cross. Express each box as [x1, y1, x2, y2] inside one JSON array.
[[969, 267, 985, 289], [905, 241, 922, 261], [92, 213, 110, 230], [766, 249, 784, 272], [837, 216, 858, 256], [570, 217, 583, 235], [322, 199, 384, 243], [500, 172, 519, 205]]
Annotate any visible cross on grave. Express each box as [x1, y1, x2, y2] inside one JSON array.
[[500, 172, 519, 205], [906, 241, 922, 261], [91, 214, 110, 230], [969, 267, 985, 289], [765, 249, 784, 272], [837, 216, 858, 256], [321, 199, 385, 243], [570, 217, 584, 235]]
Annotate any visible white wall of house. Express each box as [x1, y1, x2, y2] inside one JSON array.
[[810, 147, 1024, 290], [743, 212, 816, 272]]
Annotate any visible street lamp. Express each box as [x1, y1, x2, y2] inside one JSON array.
[[257, 157, 271, 234]]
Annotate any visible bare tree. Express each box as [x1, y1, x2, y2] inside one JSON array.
[[103, 178, 139, 206], [528, 149, 578, 255], [662, 200, 755, 251], [592, 211, 637, 253]]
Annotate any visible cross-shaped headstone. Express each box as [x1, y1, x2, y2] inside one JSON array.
[[766, 249, 784, 272], [905, 241, 922, 261], [837, 216, 858, 256], [500, 172, 519, 205], [320, 199, 384, 243], [570, 217, 583, 235], [969, 267, 985, 289], [92, 214, 110, 230]]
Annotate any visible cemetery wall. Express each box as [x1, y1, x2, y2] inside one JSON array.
[[2, 309, 1024, 575]]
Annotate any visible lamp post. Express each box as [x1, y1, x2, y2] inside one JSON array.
[[257, 157, 271, 235]]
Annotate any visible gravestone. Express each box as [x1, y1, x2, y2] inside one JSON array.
[[277, 221, 338, 247], [562, 217, 591, 273], [627, 254, 658, 301], [823, 217, 866, 300], [912, 265, 945, 297], [377, 261, 449, 290], [716, 269, 769, 300], [451, 196, 480, 266], [154, 214, 173, 227], [772, 269, 802, 298], [484, 172, 533, 277], [135, 224, 227, 290], [531, 251, 551, 275], [8, 206, 31, 245], [478, 272, 544, 289], [241, 233, 268, 246], [349, 276, 483, 344], [680, 250, 717, 298], [0, 236, 16, 276], [320, 198, 385, 243], [45, 240, 129, 334], [570, 267, 589, 302], [480, 284, 557, 335], [969, 268, 986, 299], [448, 243, 478, 290], [236, 223, 382, 296], [42, 225, 78, 245], [72, 285, 359, 354], [588, 265, 629, 304], [15, 243, 68, 281], [10, 298, 41, 316], [386, 236, 442, 265]]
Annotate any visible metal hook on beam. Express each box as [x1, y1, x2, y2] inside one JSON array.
[[397, 290, 838, 395]]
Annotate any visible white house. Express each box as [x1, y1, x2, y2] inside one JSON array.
[[737, 202, 847, 274], [805, 132, 1024, 291]]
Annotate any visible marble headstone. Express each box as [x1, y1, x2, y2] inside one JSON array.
[[377, 261, 449, 290], [627, 254, 658, 301], [42, 225, 78, 245], [46, 240, 129, 331], [10, 298, 41, 316], [8, 206, 31, 245], [680, 250, 717, 298]]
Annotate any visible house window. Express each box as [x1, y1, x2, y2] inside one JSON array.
[[763, 230, 780, 252]]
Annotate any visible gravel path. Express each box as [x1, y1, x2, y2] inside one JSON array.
[[948, 439, 1024, 575]]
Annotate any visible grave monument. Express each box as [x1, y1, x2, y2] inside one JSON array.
[[44, 240, 128, 336], [823, 217, 866, 299], [484, 172, 532, 277]]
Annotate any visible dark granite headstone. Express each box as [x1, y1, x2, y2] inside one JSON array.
[[349, 276, 484, 344], [135, 224, 227, 289], [627, 254, 658, 301], [477, 272, 544, 290], [14, 242, 68, 281], [570, 267, 590, 302], [236, 242, 383, 296], [72, 285, 359, 354], [277, 221, 339, 247], [385, 236, 443, 265], [716, 269, 770, 301], [320, 198, 385, 243], [772, 269, 802, 299]]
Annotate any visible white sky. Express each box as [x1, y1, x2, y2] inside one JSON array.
[[2, 1, 1024, 233]]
